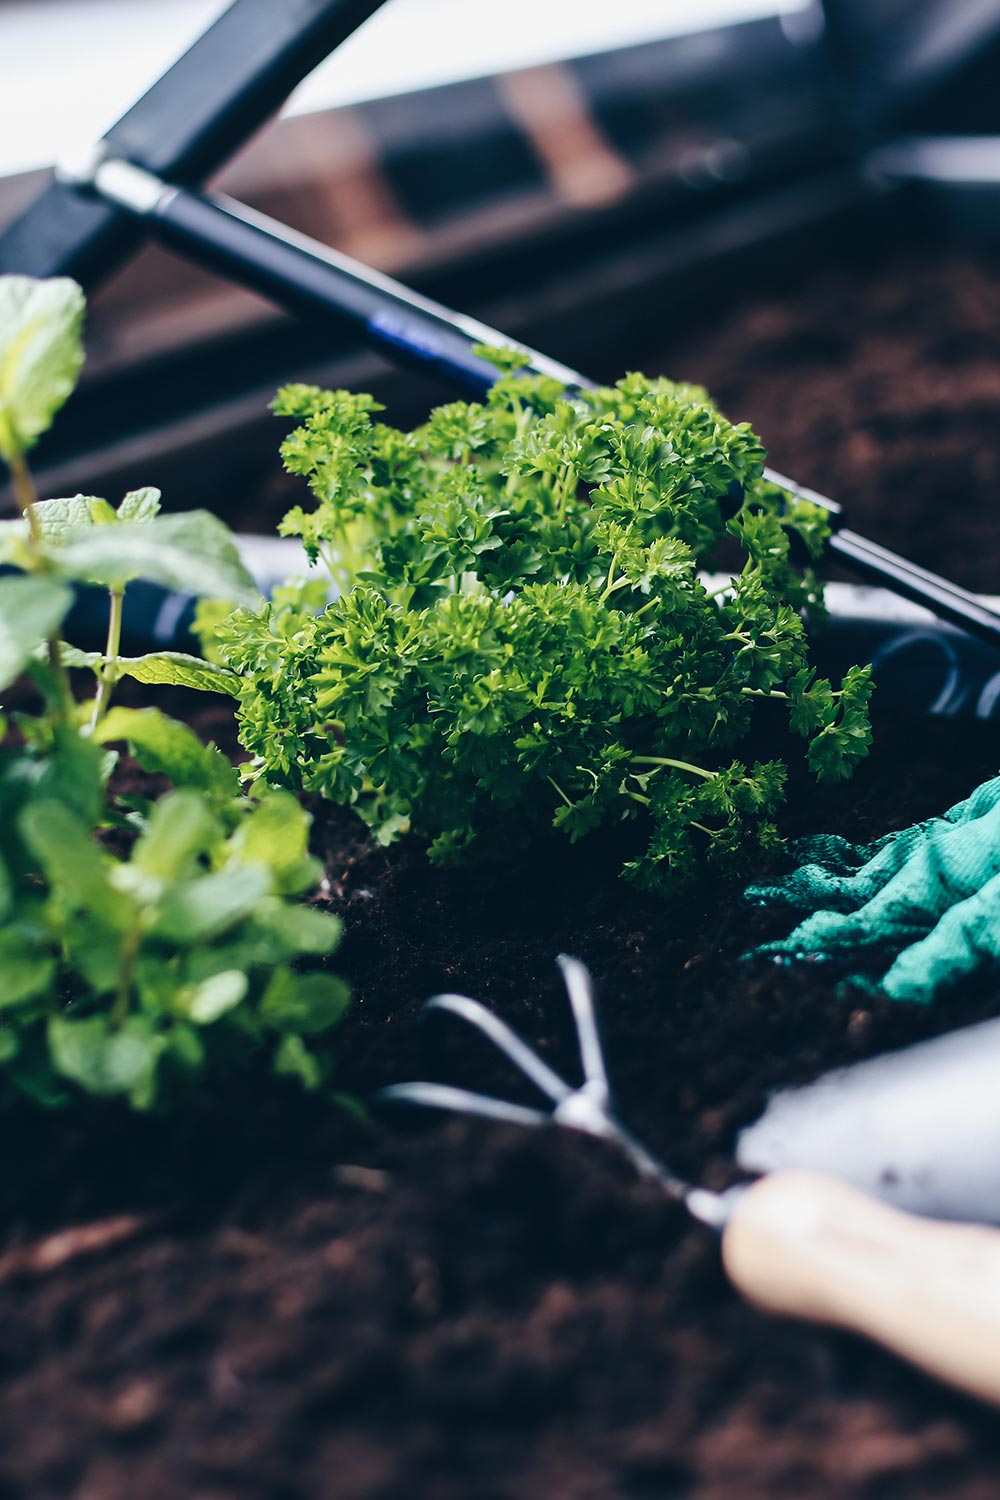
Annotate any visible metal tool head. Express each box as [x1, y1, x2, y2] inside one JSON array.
[[738, 1013, 1000, 1223], [378, 955, 729, 1228]]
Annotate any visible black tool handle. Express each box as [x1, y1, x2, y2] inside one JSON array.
[[104, 166, 586, 398]]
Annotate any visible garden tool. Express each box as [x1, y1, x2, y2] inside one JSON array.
[[47, 145, 1000, 653], [748, 776, 1000, 1001], [4, 0, 1000, 645], [737, 1012, 1000, 1224], [382, 956, 1000, 1409]]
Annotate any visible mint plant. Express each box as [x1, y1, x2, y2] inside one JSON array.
[[213, 353, 872, 891], [0, 275, 347, 1108]]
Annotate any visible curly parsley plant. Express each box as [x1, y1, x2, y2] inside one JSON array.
[[0, 275, 347, 1108], [214, 352, 872, 890]]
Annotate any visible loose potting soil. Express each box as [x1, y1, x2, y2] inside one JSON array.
[[4, 242, 1000, 1499]]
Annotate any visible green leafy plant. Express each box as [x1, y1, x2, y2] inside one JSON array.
[[211, 351, 872, 892], [0, 275, 347, 1108]]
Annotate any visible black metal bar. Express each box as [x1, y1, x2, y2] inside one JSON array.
[[70, 157, 1000, 652], [67, 157, 586, 397], [824, 528, 1000, 646], [130, 178, 583, 396], [765, 469, 1000, 638], [24, 537, 1000, 722], [0, 0, 389, 285]]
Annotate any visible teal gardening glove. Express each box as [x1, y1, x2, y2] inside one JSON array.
[[747, 775, 1000, 1002]]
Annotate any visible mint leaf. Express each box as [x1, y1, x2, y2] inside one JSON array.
[[48, 1014, 163, 1106], [18, 799, 123, 929], [254, 899, 341, 955], [131, 790, 216, 880], [0, 574, 72, 690], [55, 642, 103, 670], [153, 862, 270, 943], [185, 969, 248, 1024], [273, 1031, 323, 1089], [0, 496, 98, 560], [230, 789, 320, 894], [117, 486, 161, 523], [46, 644, 237, 695], [93, 706, 239, 801], [52, 510, 261, 604], [0, 930, 56, 1006], [261, 968, 350, 1035], [27, 495, 98, 542], [113, 652, 239, 694], [0, 276, 85, 459]]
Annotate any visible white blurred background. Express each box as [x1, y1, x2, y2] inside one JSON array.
[[0, 0, 816, 177]]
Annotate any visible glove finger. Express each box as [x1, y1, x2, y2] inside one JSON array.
[[748, 774, 1000, 915], [881, 865, 1000, 1003], [749, 821, 933, 912], [758, 907, 928, 959]]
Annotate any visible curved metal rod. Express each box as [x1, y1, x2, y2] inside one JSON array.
[[383, 963, 731, 1229], [556, 953, 610, 1101], [422, 992, 573, 1105], [378, 1082, 550, 1130]]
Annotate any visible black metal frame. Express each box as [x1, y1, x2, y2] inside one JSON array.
[[0, 0, 388, 285]]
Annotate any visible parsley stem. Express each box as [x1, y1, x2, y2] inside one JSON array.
[[546, 775, 572, 807], [631, 755, 716, 779], [599, 571, 630, 604], [555, 463, 575, 524]]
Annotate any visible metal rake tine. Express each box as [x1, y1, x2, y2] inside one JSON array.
[[423, 993, 572, 1105], [556, 954, 610, 1100], [386, 967, 724, 1223], [378, 1082, 551, 1130]]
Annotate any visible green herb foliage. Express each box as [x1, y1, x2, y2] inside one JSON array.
[[212, 350, 872, 890], [0, 276, 347, 1108]]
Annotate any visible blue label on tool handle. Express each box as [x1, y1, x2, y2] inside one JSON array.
[[367, 308, 495, 396]]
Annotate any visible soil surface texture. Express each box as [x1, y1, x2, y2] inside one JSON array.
[[4, 238, 1000, 1500]]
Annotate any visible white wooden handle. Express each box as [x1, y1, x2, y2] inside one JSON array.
[[722, 1169, 1000, 1406]]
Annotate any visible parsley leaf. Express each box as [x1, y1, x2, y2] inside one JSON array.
[[213, 369, 872, 892]]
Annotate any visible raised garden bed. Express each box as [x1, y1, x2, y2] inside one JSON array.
[[3, 237, 1000, 1500]]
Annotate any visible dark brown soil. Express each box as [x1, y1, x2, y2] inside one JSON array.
[[660, 239, 1000, 596], [5, 241, 1000, 1500]]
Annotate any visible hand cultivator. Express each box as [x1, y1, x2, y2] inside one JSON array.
[[384, 957, 1000, 1408], [6, 0, 1000, 1433]]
